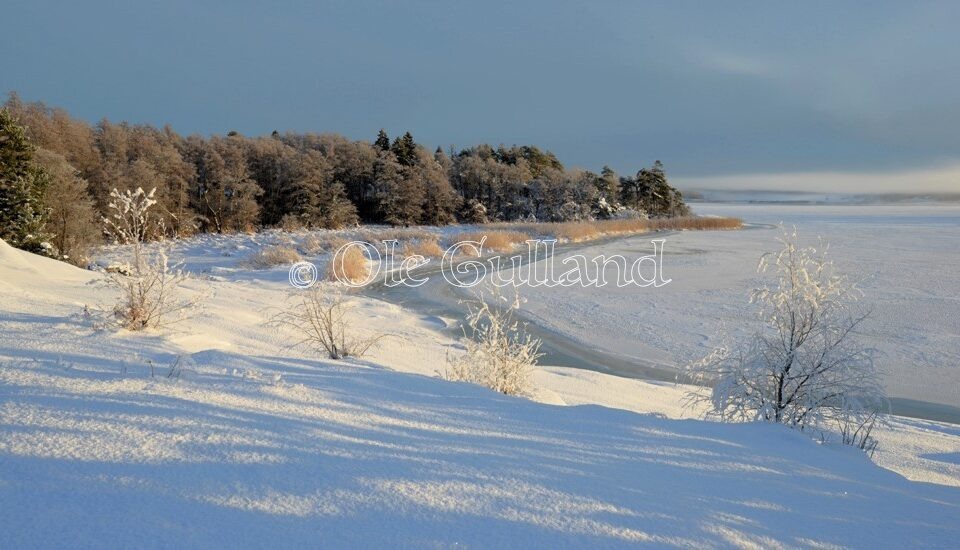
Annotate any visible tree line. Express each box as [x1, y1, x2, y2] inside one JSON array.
[[0, 92, 690, 264]]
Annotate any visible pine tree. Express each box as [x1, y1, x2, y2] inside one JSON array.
[[0, 109, 52, 253], [374, 129, 390, 151], [391, 132, 417, 166]]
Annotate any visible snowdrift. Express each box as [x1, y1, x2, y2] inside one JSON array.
[[1, 235, 959, 548]]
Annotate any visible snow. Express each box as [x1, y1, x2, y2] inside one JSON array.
[[2, 225, 960, 547], [508, 203, 960, 409]]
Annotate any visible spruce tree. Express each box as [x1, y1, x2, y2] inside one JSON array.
[[391, 132, 417, 166], [374, 129, 390, 151], [0, 109, 51, 253]]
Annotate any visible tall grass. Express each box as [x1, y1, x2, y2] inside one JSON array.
[[301, 234, 350, 255], [403, 238, 444, 258], [295, 216, 741, 268], [327, 245, 370, 283], [246, 245, 303, 268], [490, 216, 742, 242], [452, 231, 532, 254]]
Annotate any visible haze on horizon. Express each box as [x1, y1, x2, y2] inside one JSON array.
[[2, 1, 958, 193]]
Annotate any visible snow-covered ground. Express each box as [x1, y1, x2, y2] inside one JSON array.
[[509, 203, 960, 410], [2, 226, 960, 547]]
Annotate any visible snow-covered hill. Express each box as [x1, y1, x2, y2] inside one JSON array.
[[2, 237, 959, 548]]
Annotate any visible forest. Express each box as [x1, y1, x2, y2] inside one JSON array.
[[0, 93, 689, 265]]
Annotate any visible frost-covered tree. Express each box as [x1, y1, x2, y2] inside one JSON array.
[[0, 109, 52, 254], [458, 198, 488, 224], [103, 187, 160, 257], [689, 230, 885, 451], [417, 148, 460, 225], [184, 135, 262, 233], [620, 161, 689, 218], [374, 149, 424, 226], [34, 149, 100, 265], [598, 165, 620, 203]]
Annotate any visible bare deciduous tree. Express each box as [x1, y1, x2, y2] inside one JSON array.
[[34, 149, 100, 265], [688, 230, 886, 452]]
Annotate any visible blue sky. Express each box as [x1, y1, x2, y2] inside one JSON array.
[[3, 1, 959, 191]]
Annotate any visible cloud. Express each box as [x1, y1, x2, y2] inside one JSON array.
[[698, 51, 781, 79]]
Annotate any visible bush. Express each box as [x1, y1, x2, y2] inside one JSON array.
[[246, 245, 303, 268], [443, 287, 542, 396], [276, 288, 382, 360], [102, 187, 191, 330], [108, 250, 190, 330], [279, 214, 306, 231]]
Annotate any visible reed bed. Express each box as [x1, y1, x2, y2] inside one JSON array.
[[452, 231, 533, 254], [327, 244, 370, 283], [301, 234, 352, 255], [245, 245, 303, 268], [402, 238, 445, 258], [487, 216, 742, 242]]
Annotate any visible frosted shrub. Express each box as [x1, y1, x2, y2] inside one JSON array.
[[276, 287, 382, 360], [688, 230, 886, 452], [109, 250, 189, 330], [102, 187, 191, 330], [444, 286, 542, 396]]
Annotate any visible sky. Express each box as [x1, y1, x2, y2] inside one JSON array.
[[2, 1, 959, 192]]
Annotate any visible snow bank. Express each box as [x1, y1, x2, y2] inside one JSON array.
[[4, 356, 960, 548], [0, 238, 96, 287], [2, 233, 960, 547]]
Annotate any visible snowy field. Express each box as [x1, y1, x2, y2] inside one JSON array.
[[2, 221, 960, 547], [508, 203, 960, 410]]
